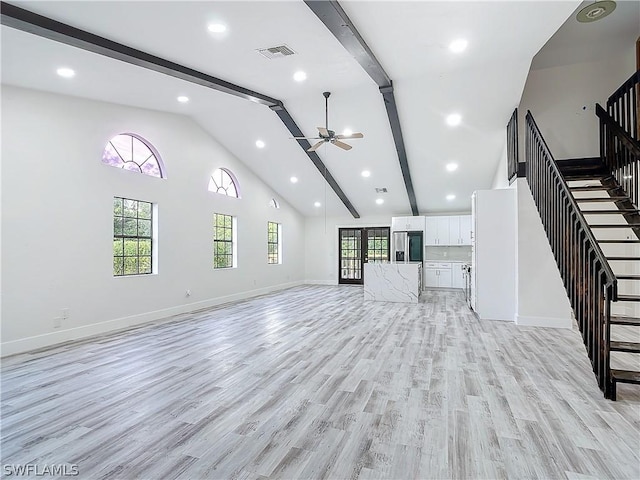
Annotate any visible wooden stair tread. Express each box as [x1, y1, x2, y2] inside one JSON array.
[[575, 197, 629, 202], [616, 275, 640, 280], [611, 316, 640, 326], [617, 295, 640, 302], [611, 369, 640, 384], [590, 224, 640, 228], [582, 210, 640, 214], [607, 257, 640, 261], [598, 239, 640, 243], [610, 341, 640, 352], [569, 185, 619, 191], [563, 174, 611, 181]]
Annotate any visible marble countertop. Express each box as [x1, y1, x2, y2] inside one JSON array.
[[364, 262, 421, 303]]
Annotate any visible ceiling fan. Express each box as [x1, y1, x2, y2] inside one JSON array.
[[292, 91, 364, 152]]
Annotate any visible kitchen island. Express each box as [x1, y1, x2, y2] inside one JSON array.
[[364, 262, 422, 303]]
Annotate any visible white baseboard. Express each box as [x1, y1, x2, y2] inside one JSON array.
[[1, 281, 303, 357], [304, 279, 338, 286], [516, 314, 573, 329]]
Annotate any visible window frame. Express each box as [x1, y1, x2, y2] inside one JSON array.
[[267, 221, 281, 265], [113, 197, 154, 277], [102, 133, 166, 178], [209, 168, 241, 198], [213, 213, 236, 269]]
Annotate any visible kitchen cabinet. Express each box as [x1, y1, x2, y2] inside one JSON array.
[[451, 262, 465, 288], [450, 215, 472, 245], [424, 262, 452, 288], [424, 217, 450, 245], [459, 216, 472, 245], [391, 216, 425, 232], [426, 215, 471, 246]]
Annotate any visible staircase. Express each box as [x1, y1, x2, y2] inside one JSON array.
[[558, 160, 640, 400], [523, 70, 640, 400]]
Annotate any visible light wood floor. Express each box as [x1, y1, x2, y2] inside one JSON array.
[[2, 286, 639, 479]]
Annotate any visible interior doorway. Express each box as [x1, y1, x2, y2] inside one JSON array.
[[338, 227, 390, 285]]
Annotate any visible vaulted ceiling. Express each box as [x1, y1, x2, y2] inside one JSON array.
[[2, 1, 584, 217]]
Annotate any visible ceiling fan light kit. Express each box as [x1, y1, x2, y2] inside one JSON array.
[[291, 92, 364, 152]]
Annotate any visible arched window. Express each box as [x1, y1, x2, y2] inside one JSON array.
[[209, 168, 240, 198], [102, 133, 165, 178], [269, 198, 280, 209]]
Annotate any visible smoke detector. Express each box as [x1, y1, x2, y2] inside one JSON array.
[[375, 187, 388, 193], [576, 1, 616, 23]]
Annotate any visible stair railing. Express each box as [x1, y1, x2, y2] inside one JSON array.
[[606, 70, 639, 142], [507, 108, 518, 183], [597, 104, 640, 210], [526, 111, 618, 398]]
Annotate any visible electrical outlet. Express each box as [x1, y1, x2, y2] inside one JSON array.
[[62, 308, 69, 319], [185, 289, 191, 297], [53, 317, 62, 329]]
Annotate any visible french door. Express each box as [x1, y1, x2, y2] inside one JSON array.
[[338, 227, 390, 285]]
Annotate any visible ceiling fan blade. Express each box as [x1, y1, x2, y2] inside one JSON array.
[[291, 136, 321, 140], [317, 127, 329, 137], [333, 140, 352, 151], [307, 140, 325, 152], [336, 132, 364, 139]]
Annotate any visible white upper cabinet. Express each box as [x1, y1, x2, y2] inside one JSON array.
[[391, 216, 425, 232], [425, 216, 450, 245], [459, 215, 472, 245], [449, 215, 461, 245], [424, 217, 438, 245], [425, 215, 471, 246]]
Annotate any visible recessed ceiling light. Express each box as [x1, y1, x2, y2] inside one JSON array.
[[361, 170, 371, 178], [446, 162, 458, 172], [576, 1, 616, 23], [293, 71, 307, 82], [314, 201, 321, 207], [376, 198, 384, 205], [255, 140, 265, 149], [177, 96, 189, 103], [446, 194, 456, 201], [56, 67, 75, 78], [290, 176, 298, 183], [207, 23, 227, 33], [449, 39, 468, 53], [446, 113, 462, 127], [343, 128, 353, 136]]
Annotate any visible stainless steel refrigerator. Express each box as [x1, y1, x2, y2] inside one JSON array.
[[393, 231, 423, 262]]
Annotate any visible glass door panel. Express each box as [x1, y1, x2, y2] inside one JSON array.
[[366, 227, 390, 263], [338, 227, 390, 285], [339, 229, 362, 284]]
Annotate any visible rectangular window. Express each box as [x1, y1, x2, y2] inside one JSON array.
[[113, 197, 153, 276], [214, 213, 234, 268], [268, 221, 281, 264]]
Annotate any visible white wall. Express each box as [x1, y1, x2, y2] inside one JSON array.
[[516, 179, 573, 328], [1, 86, 305, 355], [490, 142, 510, 190], [519, 48, 635, 160], [305, 214, 392, 284]]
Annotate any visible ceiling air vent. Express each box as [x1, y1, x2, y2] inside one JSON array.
[[375, 188, 388, 193], [257, 44, 296, 60]]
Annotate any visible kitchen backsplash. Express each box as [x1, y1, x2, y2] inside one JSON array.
[[425, 246, 472, 261]]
